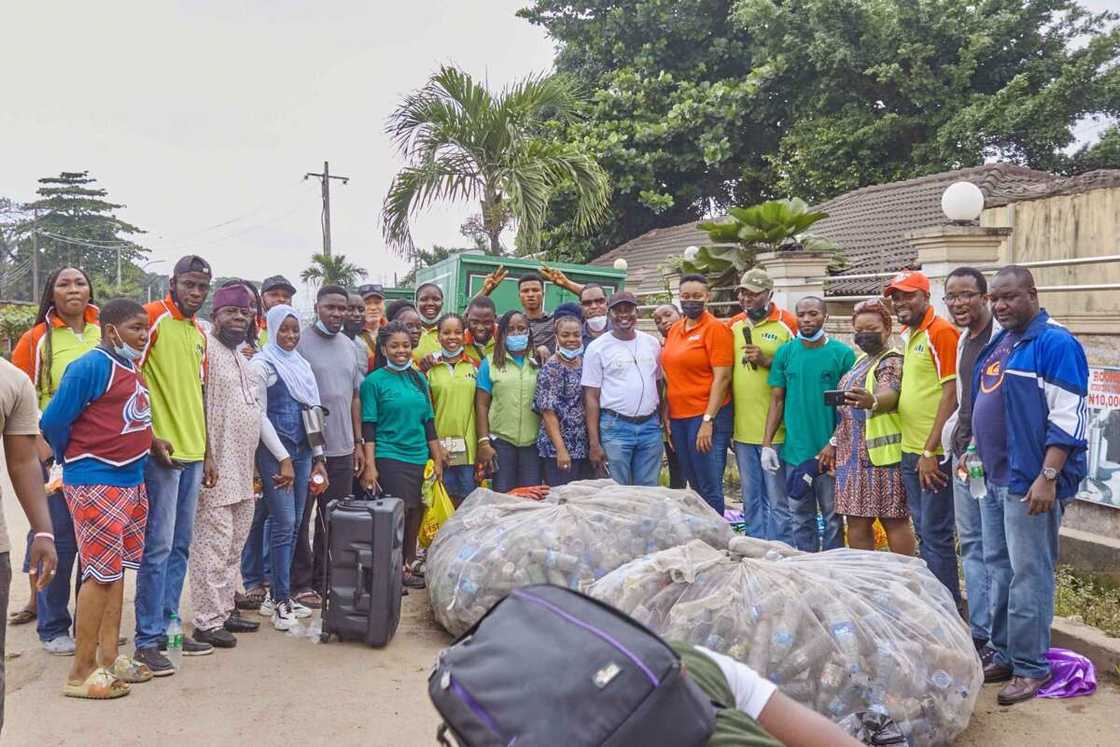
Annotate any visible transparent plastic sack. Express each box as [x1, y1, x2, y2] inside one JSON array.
[[426, 480, 732, 636], [588, 537, 982, 747]]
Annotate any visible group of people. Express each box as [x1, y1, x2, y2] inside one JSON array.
[[0, 251, 1088, 712]]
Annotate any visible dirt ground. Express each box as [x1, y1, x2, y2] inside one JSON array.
[[3, 489, 1118, 745]]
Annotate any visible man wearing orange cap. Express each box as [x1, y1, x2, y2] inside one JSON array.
[[886, 270, 962, 606]]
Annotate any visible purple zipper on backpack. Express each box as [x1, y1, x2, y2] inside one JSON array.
[[449, 675, 516, 745], [512, 589, 659, 687]]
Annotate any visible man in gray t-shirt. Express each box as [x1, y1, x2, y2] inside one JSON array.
[[291, 286, 365, 598]]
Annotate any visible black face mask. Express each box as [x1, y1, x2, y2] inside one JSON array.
[[746, 304, 769, 322], [854, 331, 884, 354], [216, 326, 246, 350], [680, 300, 705, 320]]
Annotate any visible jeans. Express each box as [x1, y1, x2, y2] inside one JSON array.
[[135, 459, 203, 649], [669, 405, 733, 514], [600, 413, 663, 487], [292, 454, 352, 595], [442, 464, 477, 502], [35, 491, 79, 642], [240, 502, 272, 592], [256, 445, 311, 604], [953, 456, 991, 645], [543, 458, 592, 487], [734, 443, 792, 543], [983, 484, 1064, 679], [785, 466, 842, 552], [901, 452, 962, 606], [492, 439, 541, 493]]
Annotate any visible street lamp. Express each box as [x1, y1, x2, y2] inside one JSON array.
[[941, 181, 985, 223], [143, 259, 169, 303]]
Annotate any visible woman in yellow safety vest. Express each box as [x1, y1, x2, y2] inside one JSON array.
[[819, 299, 916, 555]]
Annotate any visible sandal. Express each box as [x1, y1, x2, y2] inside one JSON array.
[[402, 570, 426, 590], [109, 655, 153, 684], [8, 608, 36, 626], [63, 668, 130, 699], [408, 559, 426, 578], [293, 590, 322, 609]]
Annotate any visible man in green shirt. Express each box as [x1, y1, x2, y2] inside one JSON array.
[[762, 297, 854, 552]]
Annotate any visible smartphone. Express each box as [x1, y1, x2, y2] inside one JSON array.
[[740, 326, 755, 370], [823, 389, 847, 407]]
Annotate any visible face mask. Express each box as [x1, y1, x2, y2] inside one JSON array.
[[441, 346, 462, 359], [798, 327, 826, 342], [420, 312, 440, 326], [747, 305, 769, 322], [315, 319, 338, 336], [109, 329, 143, 362], [854, 331, 884, 354], [506, 334, 529, 353], [385, 358, 412, 372], [586, 315, 608, 332], [680, 300, 705, 320], [217, 326, 245, 349], [559, 345, 584, 360]]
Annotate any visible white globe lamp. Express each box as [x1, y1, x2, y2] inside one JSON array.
[[684, 245, 700, 261], [941, 181, 985, 223], [613, 257, 628, 271]]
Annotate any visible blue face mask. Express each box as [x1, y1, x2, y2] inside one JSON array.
[[315, 319, 338, 336], [385, 358, 412, 372], [108, 328, 143, 362], [506, 334, 529, 353], [798, 327, 826, 342], [441, 346, 463, 359], [559, 345, 584, 360]]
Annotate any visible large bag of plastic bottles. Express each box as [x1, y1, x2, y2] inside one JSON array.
[[588, 537, 982, 747], [426, 480, 732, 636]]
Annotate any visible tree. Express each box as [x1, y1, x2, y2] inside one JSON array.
[[7, 172, 146, 297], [381, 65, 611, 255], [520, 0, 1120, 257], [300, 253, 367, 288], [402, 245, 475, 286]]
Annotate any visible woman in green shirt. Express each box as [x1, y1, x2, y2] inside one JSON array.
[[359, 320, 445, 588], [427, 314, 478, 506], [475, 310, 541, 493]]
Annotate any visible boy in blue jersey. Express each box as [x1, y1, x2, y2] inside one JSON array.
[[41, 299, 171, 697]]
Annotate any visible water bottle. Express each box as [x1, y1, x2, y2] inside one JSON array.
[[166, 613, 183, 669], [965, 445, 986, 499]]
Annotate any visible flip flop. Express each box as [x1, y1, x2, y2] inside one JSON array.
[[293, 590, 322, 609], [63, 668, 131, 699], [8, 608, 36, 626]]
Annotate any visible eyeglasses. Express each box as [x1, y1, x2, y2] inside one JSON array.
[[942, 292, 983, 304]]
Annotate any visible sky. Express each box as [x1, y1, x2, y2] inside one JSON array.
[[0, 1, 556, 306]]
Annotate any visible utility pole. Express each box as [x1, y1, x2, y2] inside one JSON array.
[[31, 209, 39, 296], [304, 161, 349, 257]]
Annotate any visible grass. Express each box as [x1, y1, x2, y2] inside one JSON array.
[[1055, 566, 1120, 638]]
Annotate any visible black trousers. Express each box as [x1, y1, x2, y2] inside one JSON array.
[[291, 454, 353, 595], [666, 443, 686, 489]]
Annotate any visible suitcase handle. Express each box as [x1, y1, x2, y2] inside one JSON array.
[[354, 562, 365, 609]]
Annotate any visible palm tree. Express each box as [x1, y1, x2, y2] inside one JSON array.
[[300, 253, 367, 288], [382, 65, 611, 255]]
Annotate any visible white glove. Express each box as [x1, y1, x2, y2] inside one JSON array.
[[760, 446, 781, 473]]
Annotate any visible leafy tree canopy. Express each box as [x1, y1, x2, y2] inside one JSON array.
[[300, 253, 368, 289], [520, 0, 1120, 260]]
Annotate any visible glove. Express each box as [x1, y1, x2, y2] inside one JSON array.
[[760, 446, 781, 473]]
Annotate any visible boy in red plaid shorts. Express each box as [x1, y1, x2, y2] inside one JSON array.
[[41, 299, 170, 698]]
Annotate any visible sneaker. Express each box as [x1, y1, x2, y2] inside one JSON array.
[[134, 646, 175, 677], [224, 611, 260, 633], [182, 637, 214, 656], [258, 595, 276, 618], [110, 654, 154, 683], [43, 635, 76, 656], [272, 600, 298, 631], [193, 627, 237, 649], [402, 573, 426, 590], [290, 600, 313, 619]]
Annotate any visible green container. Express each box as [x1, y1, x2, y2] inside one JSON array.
[[380, 286, 415, 302], [414, 254, 626, 315]]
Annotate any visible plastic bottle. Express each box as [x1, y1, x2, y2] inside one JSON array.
[[965, 445, 986, 499], [167, 613, 183, 669]]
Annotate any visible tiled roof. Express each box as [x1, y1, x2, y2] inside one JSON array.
[[593, 164, 1120, 296]]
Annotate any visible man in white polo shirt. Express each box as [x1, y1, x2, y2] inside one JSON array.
[[582, 292, 665, 486]]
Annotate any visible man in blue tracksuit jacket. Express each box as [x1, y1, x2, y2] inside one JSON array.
[[970, 266, 1088, 706]]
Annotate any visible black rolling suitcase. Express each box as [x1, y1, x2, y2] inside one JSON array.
[[320, 495, 404, 647]]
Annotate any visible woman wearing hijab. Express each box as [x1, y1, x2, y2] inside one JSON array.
[[247, 304, 329, 630]]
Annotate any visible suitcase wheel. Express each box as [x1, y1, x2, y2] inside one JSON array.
[[320, 632, 331, 644]]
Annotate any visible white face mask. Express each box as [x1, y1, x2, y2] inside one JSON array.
[[586, 315, 608, 332]]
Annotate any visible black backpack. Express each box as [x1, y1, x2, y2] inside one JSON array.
[[428, 584, 716, 747]]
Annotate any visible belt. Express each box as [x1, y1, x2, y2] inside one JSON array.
[[602, 408, 657, 425]]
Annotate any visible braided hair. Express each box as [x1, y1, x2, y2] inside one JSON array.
[[33, 266, 95, 401]]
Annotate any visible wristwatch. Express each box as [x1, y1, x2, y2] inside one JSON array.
[[921, 449, 936, 459], [702, 414, 713, 424], [1041, 466, 1059, 481]]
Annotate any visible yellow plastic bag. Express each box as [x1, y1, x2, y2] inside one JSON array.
[[419, 478, 455, 549]]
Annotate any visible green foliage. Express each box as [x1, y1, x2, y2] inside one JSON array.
[[300, 253, 367, 289], [0, 304, 36, 348], [381, 66, 611, 256], [520, 0, 1120, 258], [1055, 566, 1120, 638]]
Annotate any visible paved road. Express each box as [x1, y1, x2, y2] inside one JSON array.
[[3, 488, 1117, 745]]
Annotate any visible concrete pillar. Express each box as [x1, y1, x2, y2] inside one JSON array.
[[906, 225, 1011, 319], [754, 251, 831, 310]]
